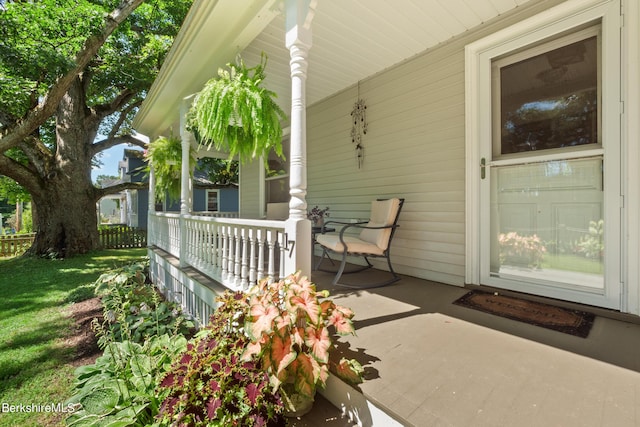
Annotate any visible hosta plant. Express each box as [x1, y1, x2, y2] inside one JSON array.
[[241, 272, 364, 415], [157, 291, 286, 426], [65, 334, 188, 427], [94, 260, 194, 346]]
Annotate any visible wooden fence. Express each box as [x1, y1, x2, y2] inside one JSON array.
[[0, 233, 36, 257], [99, 225, 147, 249]]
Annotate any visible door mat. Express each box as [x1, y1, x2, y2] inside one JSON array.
[[453, 290, 595, 338]]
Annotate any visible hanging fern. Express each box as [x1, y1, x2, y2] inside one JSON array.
[[145, 135, 195, 203], [189, 53, 287, 163]]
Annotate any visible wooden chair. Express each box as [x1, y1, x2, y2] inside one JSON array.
[[315, 198, 404, 288]]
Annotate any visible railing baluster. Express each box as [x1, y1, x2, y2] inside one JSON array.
[[267, 229, 276, 284], [278, 231, 286, 281], [233, 226, 242, 288], [240, 228, 249, 289], [221, 225, 229, 281], [257, 228, 265, 281], [249, 228, 256, 286]]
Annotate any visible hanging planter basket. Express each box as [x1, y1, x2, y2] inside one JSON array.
[[145, 135, 195, 203], [189, 54, 287, 163]]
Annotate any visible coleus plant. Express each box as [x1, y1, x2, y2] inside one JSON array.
[[156, 291, 286, 426], [241, 272, 364, 401]]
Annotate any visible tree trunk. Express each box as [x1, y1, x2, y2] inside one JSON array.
[[27, 77, 101, 257], [29, 178, 100, 257]]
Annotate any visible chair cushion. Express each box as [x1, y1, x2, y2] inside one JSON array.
[[315, 234, 385, 256], [358, 198, 400, 251]]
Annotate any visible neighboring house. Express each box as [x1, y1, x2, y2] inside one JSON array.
[[118, 149, 239, 229], [132, 1, 639, 318]]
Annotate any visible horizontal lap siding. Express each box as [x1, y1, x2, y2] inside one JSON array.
[[305, 0, 565, 286], [307, 46, 466, 286], [240, 161, 263, 219]]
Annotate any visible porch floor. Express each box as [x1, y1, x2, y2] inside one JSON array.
[[306, 263, 640, 426]]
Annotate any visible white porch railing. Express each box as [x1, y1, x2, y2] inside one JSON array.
[[149, 212, 288, 291]]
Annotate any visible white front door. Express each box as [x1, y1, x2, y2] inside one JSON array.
[[467, 0, 623, 309]]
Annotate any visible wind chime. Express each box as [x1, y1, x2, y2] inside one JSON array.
[[350, 82, 367, 169]]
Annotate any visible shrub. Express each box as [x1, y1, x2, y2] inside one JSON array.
[[65, 334, 188, 427], [66, 260, 195, 426], [498, 232, 546, 269], [93, 260, 194, 345], [157, 291, 286, 426]]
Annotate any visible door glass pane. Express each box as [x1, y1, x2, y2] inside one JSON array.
[[497, 35, 598, 155], [489, 158, 604, 290]]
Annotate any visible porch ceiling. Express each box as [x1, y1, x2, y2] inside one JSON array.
[[133, 0, 534, 137]]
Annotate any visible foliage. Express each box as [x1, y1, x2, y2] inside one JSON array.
[[241, 273, 364, 406], [93, 259, 194, 346], [64, 283, 97, 304], [0, 248, 147, 426], [0, 0, 192, 256], [198, 157, 239, 185], [157, 291, 286, 426], [0, 174, 30, 204], [498, 232, 546, 269], [576, 219, 604, 260], [66, 259, 194, 426], [65, 334, 188, 427], [4, 202, 32, 233], [189, 54, 287, 164], [307, 206, 330, 223], [145, 134, 196, 203]]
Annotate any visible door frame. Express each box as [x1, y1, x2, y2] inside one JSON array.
[[464, 0, 623, 309]]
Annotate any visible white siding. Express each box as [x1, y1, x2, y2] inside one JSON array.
[[239, 160, 263, 219], [306, 1, 566, 286], [307, 50, 466, 286]]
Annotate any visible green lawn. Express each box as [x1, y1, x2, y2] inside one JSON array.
[[0, 249, 147, 427], [542, 253, 604, 275]]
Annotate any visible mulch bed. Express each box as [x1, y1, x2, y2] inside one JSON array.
[[63, 297, 103, 367]]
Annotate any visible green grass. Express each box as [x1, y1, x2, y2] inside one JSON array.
[[0, 248, 147, 427], [542, 253, 604, 275]]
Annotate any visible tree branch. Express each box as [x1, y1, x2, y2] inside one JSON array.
[[91, 134, 147, 157], [0, 154, 44, 199], [18, 136, 54, 177], [93, 88, 136, 119], [0, 0, 145, 154], [108, 99, 142, 139], [94, 181, 148, 200]]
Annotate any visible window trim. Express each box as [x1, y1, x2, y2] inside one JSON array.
[[206, 189, 220, 212], [491, 25, 602, 160]]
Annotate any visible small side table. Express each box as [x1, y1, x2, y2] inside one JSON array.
[[312, 226, 335, 268]]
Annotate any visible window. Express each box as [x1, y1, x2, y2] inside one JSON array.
[[265, 135, 290, 205], [206, 190, 219, 212], [492, 26, 600, 158]]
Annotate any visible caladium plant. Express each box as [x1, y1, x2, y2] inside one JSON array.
[[241, 272, 364, 402]]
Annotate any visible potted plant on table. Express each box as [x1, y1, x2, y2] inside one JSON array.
[[307, 206, 330, 228], [241, 272, 364, 417]]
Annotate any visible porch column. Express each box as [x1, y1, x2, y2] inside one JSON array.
[[147, 166, 156, 247], [179, 98, 194, 268], [284, 0, 316, 277]]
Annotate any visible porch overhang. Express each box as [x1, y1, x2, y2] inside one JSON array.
[[133, 0, 538, 137], [132, 0, 280, 137]]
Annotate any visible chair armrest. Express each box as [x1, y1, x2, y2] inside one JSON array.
[[337, 223, 399, 244], [321, 220, 367, 233]]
